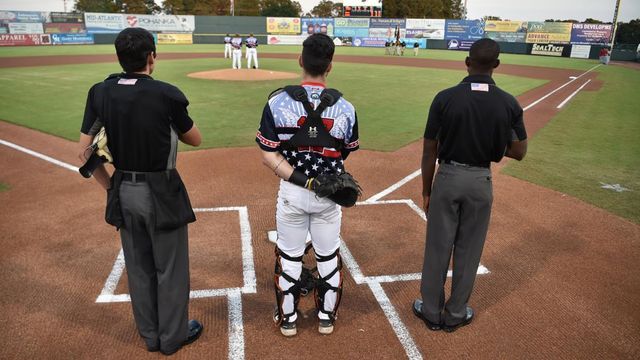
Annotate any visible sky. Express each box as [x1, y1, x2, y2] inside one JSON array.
[[0, 0, 637, 22]]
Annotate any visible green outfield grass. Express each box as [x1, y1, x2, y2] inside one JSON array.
[[503, 65, 640, 224], [0, 44, 597, 70], [0, 182, 9, 192], [0, 57, 544, 151]]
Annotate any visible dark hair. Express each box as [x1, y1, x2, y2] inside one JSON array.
[[114, 28, 156, 73], [468, 38, 500, 71], [301, 33, 335, 76]]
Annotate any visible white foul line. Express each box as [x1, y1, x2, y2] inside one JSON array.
[[556, 79, 592, 109], [364, 169, 422, 203], [227, 290, 245, 360], [0, 138, 79, 172], [523, 63, 600, 111]]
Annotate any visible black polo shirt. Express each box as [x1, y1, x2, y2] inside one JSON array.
[[81, 73, 194, 172], [424, 74, 527, 165]]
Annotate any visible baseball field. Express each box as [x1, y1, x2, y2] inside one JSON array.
[[0, 44, 639, 359]]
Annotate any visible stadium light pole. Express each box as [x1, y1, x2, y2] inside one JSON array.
[[231, 0, 235, 16], [610, 0, 622, 50]]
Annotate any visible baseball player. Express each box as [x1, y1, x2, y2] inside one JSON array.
[[245, 33, 259, 69], [231, 34, 242, 69], [256, 33, 360, 337], [223, 33, 232, 59]]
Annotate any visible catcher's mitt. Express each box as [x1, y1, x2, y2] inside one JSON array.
[[310, 172, 362, 207]]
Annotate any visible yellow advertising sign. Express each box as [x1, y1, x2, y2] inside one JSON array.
[[157, 33, 193, 45], [266, 17, 301, 34], [484, 20, 527, 33], [526, 22, 572, 43]]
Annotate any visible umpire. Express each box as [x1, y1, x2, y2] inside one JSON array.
[[78, 28, 203, 354], [412, 38, 528, 332]]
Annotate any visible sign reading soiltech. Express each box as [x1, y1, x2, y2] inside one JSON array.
[[530, 43, 566, 56], [266, 17, 301, 34], [526, 22, 572, 44]]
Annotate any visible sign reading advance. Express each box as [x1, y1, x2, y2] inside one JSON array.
[[531, 43, 565, 56], [571, 23, 612, 44]]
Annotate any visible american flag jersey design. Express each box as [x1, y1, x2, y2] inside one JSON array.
[[256, 84, 360, 178], [246, 37, 258, 48]]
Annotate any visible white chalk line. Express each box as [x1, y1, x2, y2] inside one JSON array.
[[522, 63, 600, 111], [227, 290, 245, 360], [0, 138, 79, 172], [556, 79, 592, 109], [364, 169, 422, 203]]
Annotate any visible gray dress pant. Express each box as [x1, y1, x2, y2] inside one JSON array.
[[420, 163, 493, 326], [118, 180, 190, 353]]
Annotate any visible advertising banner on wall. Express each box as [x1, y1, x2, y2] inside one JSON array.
[[49, 12, 84, 23], [445, 19, 485, 41], [51, 33, 94, 45], [334, 17, 370, 37], [369, 18, 405, 39], [44, 23, 86, 34], [446, 38, 475, 50], [0, 11, 48, 25], [530, 43, 567, 56], [267, 34, 308, 45], [0, 33, 51, 46], [485, 31, 526, 42], [84, 12, 124, 33], [266, 17, 301, 34], [405, 19, 445, 39], [570, 23, 612, 44], [124, 14, 195, 32], [157, 33, 193, 44], [8, 22, 44, 34], [0, 26, 7, 34], [570, 44, 591, 58], [526, 22, 572, 44], [300, 18, 334, 36], [484, 20, 527, 42]]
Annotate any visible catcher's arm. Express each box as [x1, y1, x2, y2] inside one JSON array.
[[78, 133, 110, 190], [260, 150, 314, 189]]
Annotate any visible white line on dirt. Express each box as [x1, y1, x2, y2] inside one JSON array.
[[95, 249, 126, 303], [364, 169, 422, 203], [227, 290, 245, 360], [0, 139, 78, 172], [523, 63, 600, 111], [556, 79, 592, 109]]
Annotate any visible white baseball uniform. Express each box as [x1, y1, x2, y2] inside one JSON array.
[[231, 37, 242, 69], [245, 36, 259, 69], [224, 36, 232, 58]]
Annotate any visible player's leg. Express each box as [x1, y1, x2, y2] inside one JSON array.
[[253, 49, 259, 69], [247, 49, 252, 69], [309, 198, 342, 334], [274, 182, 311, 336]]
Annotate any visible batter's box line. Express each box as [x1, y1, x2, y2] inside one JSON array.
[[95, 206, 256, 304]]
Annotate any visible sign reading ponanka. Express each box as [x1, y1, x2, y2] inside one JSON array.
[[531, 43, 565, 56]]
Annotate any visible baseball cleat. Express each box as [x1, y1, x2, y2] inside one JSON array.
[[273, 307, 297, 337], [318, 319, 334, 335]]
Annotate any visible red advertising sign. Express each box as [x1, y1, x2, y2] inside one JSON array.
[[0, 33, 51, 46], [44, 23, 86, 34]]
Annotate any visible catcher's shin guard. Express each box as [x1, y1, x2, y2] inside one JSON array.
[[273, 247, 303, 326], [314, 248, 343, 321]]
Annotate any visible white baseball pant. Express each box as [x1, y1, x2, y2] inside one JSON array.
[[276, 180, 342, 321], [232, 49, 242, 69], [224, 43, 232, 58], [247, 48, 258, 69]]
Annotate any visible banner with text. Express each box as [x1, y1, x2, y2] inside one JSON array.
[[8, 22, 44, 34], [157, 33, 193, 44], [530, 43, 568, 56], [266, 17, 301, 34], [570, 23, 612, 44], [445, 19, 485, 41], [0, 11, 48, 25], [268, 34, 308, 45], [49, 12, 84, 23], [334, 17, 370, 37], [44, 23, 86, 34], [526, 22, 572, 44], [0, 33, 51, 46], [84, 13, 124, 33], [484, 20, 527, 42], [570, 44, 591, 58], [301, 18, 334, 36], [405, 19, 445, 39], [51, 33, 94, 45], [124, 14, 195, 32], [446, 38, 475, 50], [369, 18, 405, 39]]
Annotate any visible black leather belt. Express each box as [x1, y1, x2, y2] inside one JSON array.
[[439, 159, 490, 169], [121, 172, 146, 182]]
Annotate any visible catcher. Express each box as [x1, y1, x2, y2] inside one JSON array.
[[256, 33, 361, 337]]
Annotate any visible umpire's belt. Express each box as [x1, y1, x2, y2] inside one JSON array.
[[121, 171, 146, 183], [439, 159, 490, 169]]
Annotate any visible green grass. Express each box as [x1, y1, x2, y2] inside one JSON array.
[[0, 57, 544, 151], [0, 182, 9, 192], [503, 65, 640, 224], [0, 44, 597, 70]]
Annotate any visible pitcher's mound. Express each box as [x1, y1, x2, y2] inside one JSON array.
[[188, 68, 299, 81]]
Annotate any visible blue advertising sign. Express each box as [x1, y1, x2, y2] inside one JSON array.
[[369, 18, 405, 28], [444, 19, 484, 41], [447, 39, 475, 51], [352, 37, 426, 49], [570, 23, 612, 44], [0, 10, 48, 25], [334, 27, 369, 38], [300, 18, 334, 36], [51, 33, 94, 45]]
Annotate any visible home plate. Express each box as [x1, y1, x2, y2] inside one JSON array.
[[267, 230, 312, 244]]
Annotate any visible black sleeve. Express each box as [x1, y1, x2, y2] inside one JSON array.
[[80, 84, 102, 135], [343, 110, 359, 154], [255, 104, 280, 152], [165, 85, 194, 134], [424, 94, 443, 139], [511, 100, 527, 141]]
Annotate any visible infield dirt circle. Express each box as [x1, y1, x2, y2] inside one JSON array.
[[187, 68, 300, 81]]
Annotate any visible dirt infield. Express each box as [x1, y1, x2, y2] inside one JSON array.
[[0, 53, 638, 360], [187, 68, 299, 81]]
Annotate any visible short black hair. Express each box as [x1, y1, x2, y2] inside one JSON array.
[[114, 28, 156, 73], [468, 38, 500, 71], [301, 33, 335, 76]]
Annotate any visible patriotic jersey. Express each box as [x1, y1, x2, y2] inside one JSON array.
[[256, 83, 359, 178], [224, 36, 231, 44], [246, 37, 258, 48], [231, 37, 242, 49]]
